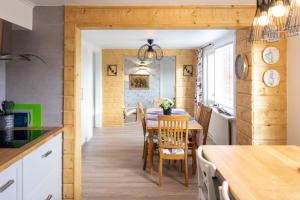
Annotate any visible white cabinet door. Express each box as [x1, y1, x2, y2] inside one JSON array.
[[23, 133, 62, 200], [0, 161, 22, 200], [28, 167, 62, 200]]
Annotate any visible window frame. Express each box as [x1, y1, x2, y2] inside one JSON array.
[[203, 33, 236, 116]]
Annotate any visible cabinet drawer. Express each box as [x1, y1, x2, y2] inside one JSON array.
[[23, 133, 62, 199], [0, 161, 21, 200], [25, 167, 62, 200]]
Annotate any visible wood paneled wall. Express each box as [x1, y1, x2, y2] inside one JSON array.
[[236, 29, 253, 145], [64, 5, 256, 200], [236, 29, 287, 145], [102, 50, 125, 126], [102, 49, 197, 126]]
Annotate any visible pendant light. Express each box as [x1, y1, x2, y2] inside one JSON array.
[[249, 0, 268, 42], [270, 0, 288, 17], [249, 0, 300, 42], [265, 0, 290, 42], [137, 39, 163, 61], [286, 0, 300, 36]]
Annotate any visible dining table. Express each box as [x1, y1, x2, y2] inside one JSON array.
[[202, 145, 300, 200], [146, 108, 203, 175]]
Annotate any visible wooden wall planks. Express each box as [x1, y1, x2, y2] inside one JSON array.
[[64, 5, 256, 200], [235, 29, 287, 145]]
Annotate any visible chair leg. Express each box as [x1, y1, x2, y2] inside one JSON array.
[[184, 156, 189, 187], [142, 141, 145, 159], [169, 160, 173, 170], [143, 141, 148, 170], [181, 160, 183, 172], [203, 133, 208, 145], [159, 157, 163, 186]]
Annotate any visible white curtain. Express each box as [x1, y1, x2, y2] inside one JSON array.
[[195, 48, 204, 105]]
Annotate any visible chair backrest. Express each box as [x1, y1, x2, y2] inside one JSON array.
[[219, 181, 230, 200], [197, 147, 217, 200], [137, 102, 144, 113], [153, 99, 161, 108], [157, 115, 189, 150], [137, 103, 146, 137], [195, 102, 203, 122], [198, 105, 212, 135]]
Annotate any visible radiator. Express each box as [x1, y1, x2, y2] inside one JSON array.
[[208, 109, 235, 145]]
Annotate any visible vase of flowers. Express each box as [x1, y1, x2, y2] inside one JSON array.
[[160, 98, 174, 115]]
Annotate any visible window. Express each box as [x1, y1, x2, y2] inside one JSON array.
[[204, 42, 235, 114]]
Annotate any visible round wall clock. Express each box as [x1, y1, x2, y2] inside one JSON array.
[[262, 47, 280, 64], [235, 54, 249, 80], [263, 69, 280, 87]]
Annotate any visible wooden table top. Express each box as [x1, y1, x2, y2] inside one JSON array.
[[202, 145, 300, 200], [0, 127, 63, 172], [146, 108, 202, 130]]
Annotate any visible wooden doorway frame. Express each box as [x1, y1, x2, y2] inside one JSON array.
[[64, 6, 255, 200]]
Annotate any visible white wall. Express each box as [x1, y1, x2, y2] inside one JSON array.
[[0, 61, 5, 102], [287, 36, 300, 146], [94, 48, 102, 127], [0, 0, 33, 30], [81, 40, 99, 144]]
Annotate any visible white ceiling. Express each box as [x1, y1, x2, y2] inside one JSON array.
[[26, 0, 255, 6], [82, 29, 233, 49]]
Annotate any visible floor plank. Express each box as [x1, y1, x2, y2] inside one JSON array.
[[82, 123, 213, 200]]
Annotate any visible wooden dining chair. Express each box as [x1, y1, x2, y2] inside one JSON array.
[[137, 102, 144, 118], [189, 102, 203, 151], [137, 103, 158, 170], [198, 105, 212, 145], [158, 115, 189, 187], [195, 102, 203, 122], [137, 104, 146, 158], [219, 181, 230, 200], [197, 147, 217, 200]]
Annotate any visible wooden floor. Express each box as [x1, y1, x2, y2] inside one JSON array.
[[82, 123, 213, 200]]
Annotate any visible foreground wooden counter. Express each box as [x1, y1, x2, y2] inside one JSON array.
[[0, 127, 63, 172], [203, 145, 300, 200]]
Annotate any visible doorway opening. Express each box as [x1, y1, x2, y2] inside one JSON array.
[[79, 28, 235, 199]]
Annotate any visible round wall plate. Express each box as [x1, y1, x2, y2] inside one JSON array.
[[262, 47, 280, 64], [235, 54, 249, 80], [263, 69, 280, 87]]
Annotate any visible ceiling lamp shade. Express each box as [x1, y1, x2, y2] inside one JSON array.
[[249, 0, 300, 42], [266, 0, 290, 41], [137, 39, 163, 61], [286, 0, 300, 36], [138, 61, 152, 67], [249, 1, 267, 42]]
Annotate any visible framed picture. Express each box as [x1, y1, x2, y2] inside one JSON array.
[[129, 74, 149, 89], [183, 65, 193, 76], [107, 64, 117, 76]]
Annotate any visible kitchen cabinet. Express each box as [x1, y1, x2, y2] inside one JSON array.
[[23, 133, 62, 200], [0, 132, 62, 200], [0, 161, 22, 200]]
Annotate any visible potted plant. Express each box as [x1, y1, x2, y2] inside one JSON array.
[[160, 98, 174, 115], [0, 101, 15, 130]]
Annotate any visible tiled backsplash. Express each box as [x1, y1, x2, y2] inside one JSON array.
[[0, 61, 5, 102]]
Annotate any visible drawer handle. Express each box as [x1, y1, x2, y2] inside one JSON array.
[[46, 194, 53, 200], [42, 150, 53, 158], [0, 180, 15, 193]]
